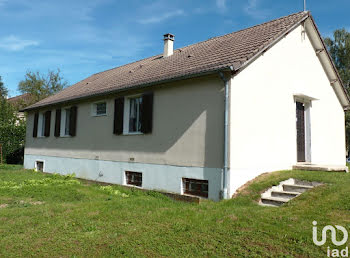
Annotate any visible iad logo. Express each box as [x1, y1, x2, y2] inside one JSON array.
[[313, 221, 349, 257]]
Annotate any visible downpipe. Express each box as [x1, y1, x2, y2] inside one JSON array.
[[219, 71, 230, 200]]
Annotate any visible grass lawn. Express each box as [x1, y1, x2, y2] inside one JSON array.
[[0, 165, 349, 257]]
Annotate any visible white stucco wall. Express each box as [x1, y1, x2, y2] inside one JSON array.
[[229, 24, 346, 195], [24, 154, 222, 201]]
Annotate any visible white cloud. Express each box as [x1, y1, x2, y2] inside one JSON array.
[[0, 0, 8, 6], [138, 9, 185, 24], [216, 0, 226, 10], [0, 35, 39, 51], [244, 0, 270, 19]]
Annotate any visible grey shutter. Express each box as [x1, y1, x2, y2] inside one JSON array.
[[44, 111, 51, 137], [140, 92, 153, 134], [33, 112, 39, 138], [54, 109, 61, 137], [69, 106, 77, 136], [113, 97, 124, 135]]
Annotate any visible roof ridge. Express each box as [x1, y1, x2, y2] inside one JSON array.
[[23, 11, 312, 111], [90, 11, 309, 78], [174, 11, 309, 53], [7, 92, 31, 100]]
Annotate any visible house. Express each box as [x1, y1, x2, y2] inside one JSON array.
[[8, 93, 34, 120], [21, 11, 350, 201]]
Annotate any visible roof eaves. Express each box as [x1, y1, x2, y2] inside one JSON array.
[[21, 65, 234, 112], [307, 15, 350, 108]]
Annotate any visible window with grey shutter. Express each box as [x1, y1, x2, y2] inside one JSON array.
[[44, 111, 51, 137], [54, 109, 61, 137], [140, 92, 153, 134], [33, 112, 39, 138], [69, 106, 77, 136], [113, 97, 124, 135]]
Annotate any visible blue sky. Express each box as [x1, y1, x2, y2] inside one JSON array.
[[1, 0, 349, 97]]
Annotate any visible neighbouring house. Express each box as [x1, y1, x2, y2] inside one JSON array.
[[21, 12, 350, 201], [8, 93, 34, 120]]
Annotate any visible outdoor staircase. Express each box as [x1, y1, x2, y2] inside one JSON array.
[[259, 178, 322, 207]]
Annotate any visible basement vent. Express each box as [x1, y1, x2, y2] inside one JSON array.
[[35, 161, 44, 172], [182, 178, 208, 198], [125, 171, 142, 187]]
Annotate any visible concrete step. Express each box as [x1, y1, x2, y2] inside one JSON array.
[[282, 184, 313, 193], [271, 190, 300, 199], [292, 164, 348, 172], [260, 196, 289, 207], [294, 179, 323, 187], [259, 178, 322, 207]]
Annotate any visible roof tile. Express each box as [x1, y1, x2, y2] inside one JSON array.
[[25, 11, 309, 110]]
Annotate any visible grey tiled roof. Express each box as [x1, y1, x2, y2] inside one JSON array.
[[25, 11, 309, 110]]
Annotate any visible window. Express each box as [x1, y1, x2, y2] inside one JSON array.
[[40, 114, 45, 136], [35, 161, 44, 172], [58, 106, 77, 137], [114, 93, 153, 135], [36, 111, 51, 137], [125, 171, 142, 187], [64, 108, 71, 136], [128, 97, 142, 133], [182, 178, 208, 198], [93, 102, 107, 116]]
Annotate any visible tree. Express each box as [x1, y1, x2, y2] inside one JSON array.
[[324, 29, 350, 154], [0, 84, 26, 164], [324, 29, 350, 90], [0, 76, 7, 99], [18, 69, 67, 104]]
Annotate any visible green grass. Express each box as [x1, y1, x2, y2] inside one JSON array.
[[0, 164, 349, 257]]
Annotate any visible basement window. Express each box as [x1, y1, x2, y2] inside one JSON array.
[[125, 171, 142, 187], [35, 161, 44, 172], [182, 178, 208, 198]]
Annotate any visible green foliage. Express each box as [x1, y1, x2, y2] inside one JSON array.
[[0, 94, 26, 163], [18, 69, 67, 104], [99, 185, 129, 198], [324, 29, 350, 153], [324, 29, 350, 89], [0, 165, 349, 256], [0, 174, 80, 190], [0, 76, 7, 99]]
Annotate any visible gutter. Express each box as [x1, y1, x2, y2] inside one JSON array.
[[307, 15, 350, 109], [20, 66, 233, 112], [219, 66, 234, 200]]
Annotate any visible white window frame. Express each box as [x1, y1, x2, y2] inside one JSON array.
[[60, 107, 72, 137], [123, 170, 143, 188], [35, 160, 45, 172], [123, 95, 143, 135], [37, 112, 45, 137], [91, 101, 107, 117]]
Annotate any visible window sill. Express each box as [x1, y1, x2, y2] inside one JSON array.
[[183, 193, 208, 199], [125, 184, 143, 189], [122, 132, 143, 136], [60, 135, 72, 138], [92, 114, 107, 117]]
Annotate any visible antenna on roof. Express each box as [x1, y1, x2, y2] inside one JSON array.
[[304, 0, 307, 11]]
